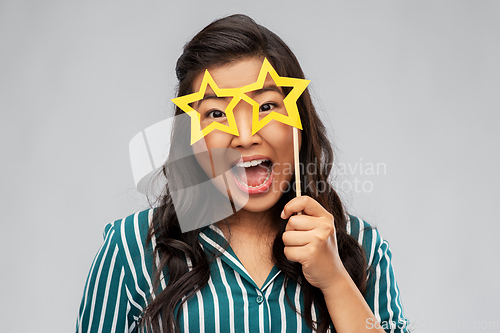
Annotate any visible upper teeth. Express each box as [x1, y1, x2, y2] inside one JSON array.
[[235, 159, 269, 168]]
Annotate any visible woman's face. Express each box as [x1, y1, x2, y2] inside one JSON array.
[[191, 57, 301, 214]]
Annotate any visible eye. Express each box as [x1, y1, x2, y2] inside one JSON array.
[[206, 110, 226, 118], [259, 103, 276, 112]]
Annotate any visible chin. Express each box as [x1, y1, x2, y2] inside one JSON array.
[[235, 189, 284, 214], [240, 200, 275, 213]]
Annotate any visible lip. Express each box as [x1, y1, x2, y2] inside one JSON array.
[[230, 154, 273, 167]]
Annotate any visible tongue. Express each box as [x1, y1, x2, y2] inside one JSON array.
[[235, 164, 269, 187]]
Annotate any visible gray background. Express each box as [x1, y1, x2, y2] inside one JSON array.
[[1, 0, 499, 332]]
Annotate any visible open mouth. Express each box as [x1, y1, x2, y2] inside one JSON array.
[[231, 158, 273, 194]]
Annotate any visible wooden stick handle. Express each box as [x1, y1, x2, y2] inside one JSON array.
[[293, 127, 301, 197], [293, 127, 302, 215]]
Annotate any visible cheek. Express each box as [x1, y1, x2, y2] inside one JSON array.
[[193, 132, 233, 179], [261, 123, 301, 181], [203, 131, 233, 148], [261, 122, 295, 148]]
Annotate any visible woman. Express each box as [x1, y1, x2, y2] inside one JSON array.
[[77, 14, 410, 333]]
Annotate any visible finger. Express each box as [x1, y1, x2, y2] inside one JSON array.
[[283, 245, 307, 264], [281, 196, 330, 219], [282, 230, 313, 247], [285, 215, 317, 232]]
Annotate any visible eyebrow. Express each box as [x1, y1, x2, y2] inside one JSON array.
[[195, 84, 284, 108], [250, 85, 284, 97], [196, 94, 230, 108]]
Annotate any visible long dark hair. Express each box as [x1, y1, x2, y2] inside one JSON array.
[[141, 14, 367, 333]]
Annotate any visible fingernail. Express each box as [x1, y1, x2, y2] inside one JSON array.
[[281, 210, 285, 219]]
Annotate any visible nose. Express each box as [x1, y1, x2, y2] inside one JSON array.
[[230, 100, 261, 149]]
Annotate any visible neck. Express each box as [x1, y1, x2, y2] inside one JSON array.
[[216, 207, 280, 241]]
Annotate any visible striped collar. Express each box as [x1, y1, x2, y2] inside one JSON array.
[[198, 224, 281, 292]]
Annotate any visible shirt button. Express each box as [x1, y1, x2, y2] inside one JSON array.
[[256, 295, 264, 304]]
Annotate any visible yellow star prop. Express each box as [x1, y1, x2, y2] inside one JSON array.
[[171, 58, 310, 145], [240, 58, 310, 135], [171, 70, 241, 145]]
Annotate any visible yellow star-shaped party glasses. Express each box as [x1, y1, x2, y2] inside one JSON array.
[[171, 58, 310, 145]]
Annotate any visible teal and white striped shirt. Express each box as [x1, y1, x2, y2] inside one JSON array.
[[76, 209, 410, 333]]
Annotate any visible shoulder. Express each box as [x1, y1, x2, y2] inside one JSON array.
[[76, 209, 155, 330], [346, 215, 386, 268], [104, 208, 154, 250], [103, 209, 157, 292]]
